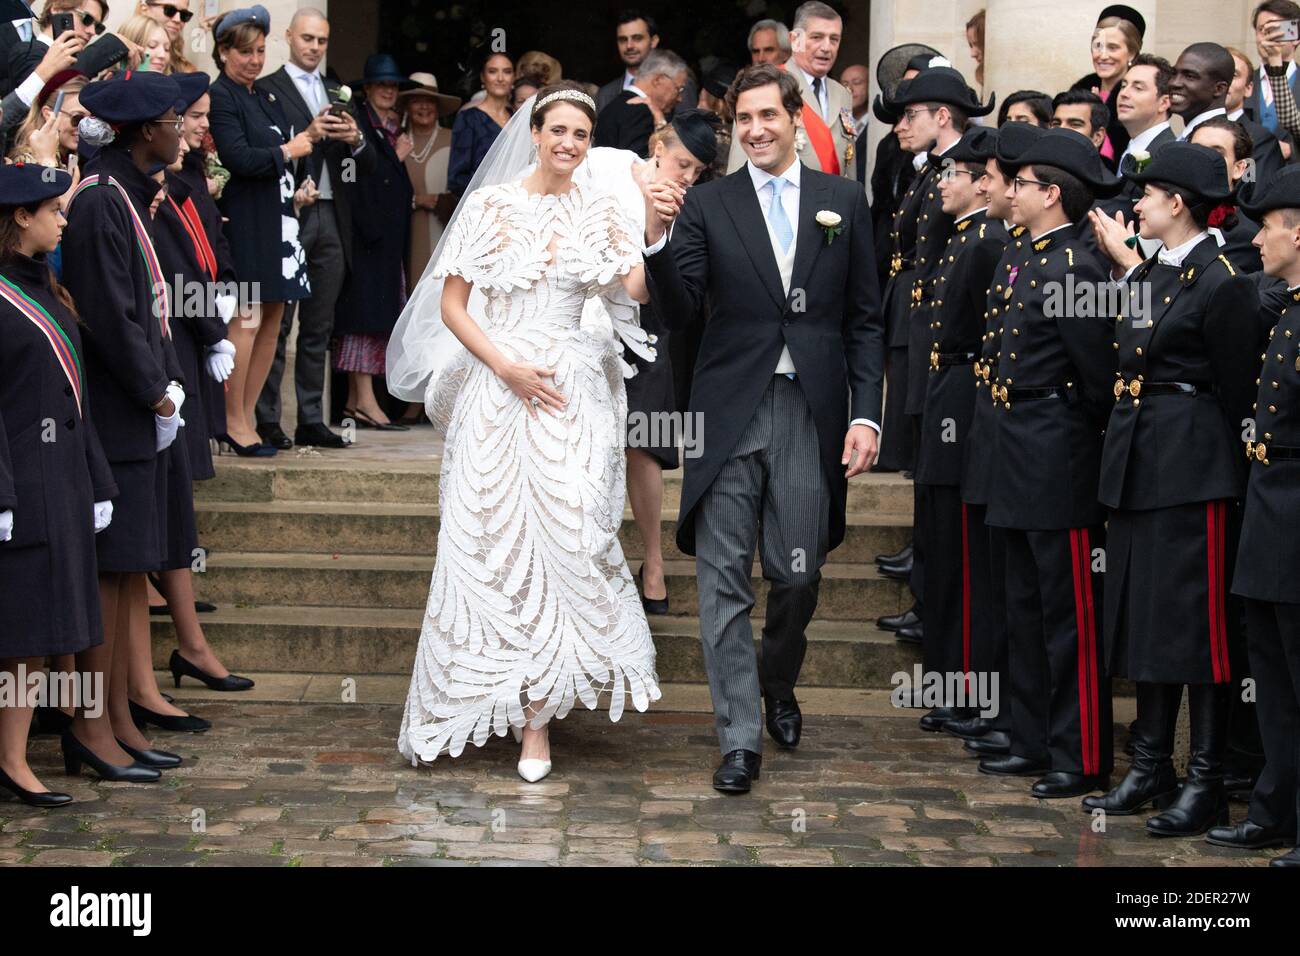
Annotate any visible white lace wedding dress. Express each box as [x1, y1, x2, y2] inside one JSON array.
[[398, 179, 662, 765]]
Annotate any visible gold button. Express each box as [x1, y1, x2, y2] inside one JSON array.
[[1012, 329, 1020, 335], [1113, 342, 1119, 349], [1135, 347, 1143, 355], [1010, 353, 1017, 359], [1030, 280, 1037, 288], [1164, 296, 1171, 304], [1040, 257, 1047, 264], [1270, 405, 1278, 413], [1133, 398, 1140, 406], [995, 284, 1004, 292]]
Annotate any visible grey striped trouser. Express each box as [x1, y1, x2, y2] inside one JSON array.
[[694, 374, 830, 755]]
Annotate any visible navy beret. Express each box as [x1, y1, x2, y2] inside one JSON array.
[[215, 4, 270, 40], [81, 71, 181, 126], [173, 71, 210, 112], [0, 163, 74, 207]]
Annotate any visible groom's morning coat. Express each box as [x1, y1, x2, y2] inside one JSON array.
[[645, 163, 884, 555]]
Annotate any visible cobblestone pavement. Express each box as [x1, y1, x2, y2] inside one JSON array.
[[0, 700, 1279, 867]]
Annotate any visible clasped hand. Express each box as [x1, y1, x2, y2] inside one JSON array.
[[496, 359, 566, 417]]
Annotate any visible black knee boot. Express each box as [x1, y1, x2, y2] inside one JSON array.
[[1082, 682, 1180, 815], [1146, 683, 1231, 837]]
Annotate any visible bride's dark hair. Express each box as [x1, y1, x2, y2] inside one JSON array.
[[529, 81, 597, 130]]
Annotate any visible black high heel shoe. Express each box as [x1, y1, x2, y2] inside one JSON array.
[[60, 732, 160, 783], [343, 407, 409, 432], [115, 739, 182, 769], [0, 765, 73, 806], [32, 706, 74, 736], [217, 433, 277, 457], [636, 564, 670, 616], [169, 650, 254, 691], [128, 699, 211, 733]]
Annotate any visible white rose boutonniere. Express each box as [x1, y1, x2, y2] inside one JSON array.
[[1128, 149, 1151, 174], [816, 209, 843, 246]]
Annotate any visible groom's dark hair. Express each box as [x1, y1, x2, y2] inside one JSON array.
[[726, 63, 803, 121]]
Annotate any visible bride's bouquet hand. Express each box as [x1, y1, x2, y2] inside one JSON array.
[[496, 360, 566, 417]]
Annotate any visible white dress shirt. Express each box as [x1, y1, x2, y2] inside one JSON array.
[[1118, 120, 1170, 169], [14, 29, 52, 108], [622, 70, 637, 92], [286, 61, 335, 198], [1156, 230, 1210, 267], [1178, 106, 1227, 141]]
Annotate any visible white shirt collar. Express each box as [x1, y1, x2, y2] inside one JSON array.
[[747, 157, 802, 193], [1029, 222, 1074, 243], [911, 151, 928, 171], [954, 206, 988, 226], [628, 84, 648, 100], [1124, 120, 1170, 154], [796, 64, 826, 91], [1157, 231, 1210, 267], [623, 70, 636, 88], [1227, 107, 1245, 121], [285, 61, 321, 84], [1182, 107, 1227, 137]]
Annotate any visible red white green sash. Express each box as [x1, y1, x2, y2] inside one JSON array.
[[71, 174, 171, 338], [0, 274, 82, 416]]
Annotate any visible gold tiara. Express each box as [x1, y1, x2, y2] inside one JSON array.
[[533, 89, 596, 113]]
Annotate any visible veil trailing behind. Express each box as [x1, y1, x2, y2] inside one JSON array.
[[386, 94, 656, 423]]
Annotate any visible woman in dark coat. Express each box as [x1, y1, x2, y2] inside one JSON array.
[[0, 165, 115, 806], [332, 56, 413, 430], [1071, 11, 1144, 170], [447, 51, 514, 197], [1085, 143, 1262, 836], [207, 6, 315, 454], [61, 70, 196, 782]]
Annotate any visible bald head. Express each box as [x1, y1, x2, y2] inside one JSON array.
[[287, 7, 330, 72], [840, 63, 868, 113]]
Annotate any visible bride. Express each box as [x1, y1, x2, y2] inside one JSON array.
[[389, 81, 662, 781]]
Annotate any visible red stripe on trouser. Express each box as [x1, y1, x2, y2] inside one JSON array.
[[961, 502, 971, 689], [1080, 527, 1100, 774], [1207, 501, 1231, 683], [1068, 530, 1097, 776]]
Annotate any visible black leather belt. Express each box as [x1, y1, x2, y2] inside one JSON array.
[[1246, 441, 1300, 463], [930, 350, 976, 370], [1005, 385, 1068, 400], [1113, 379, 1207, 399]]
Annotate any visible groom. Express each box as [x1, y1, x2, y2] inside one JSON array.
[[642, 63, 883, 792]]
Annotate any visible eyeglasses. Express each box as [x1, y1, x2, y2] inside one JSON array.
[[1012, 175, 1051, 192], [900, 106, 937, 123], [146, 2, 194, 22], [943, 167, 984, 181], [78, 11, 106, 33], [147, 117, 184, 132]]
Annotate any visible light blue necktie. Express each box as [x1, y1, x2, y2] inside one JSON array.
[[766, 177, 793, 253]]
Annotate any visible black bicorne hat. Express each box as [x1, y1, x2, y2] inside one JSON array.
[[1124, 141, 1234, 203], [1012, 127, 1123, 195], [883, 66, 995, 118]]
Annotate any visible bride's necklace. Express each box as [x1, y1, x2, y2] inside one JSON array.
[[409, 127, 438, 164]]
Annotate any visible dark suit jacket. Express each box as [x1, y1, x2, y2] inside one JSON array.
[[255, 65, 377, 271], [0, 20, 21, 97], [596, 73, 698, 116], [1241, 115, 1285, 185], [594, 89, 655, 157], [644, 164, 884, 555]]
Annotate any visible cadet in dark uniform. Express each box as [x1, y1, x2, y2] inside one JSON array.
[[945, 121, 1044, 755], [0, 165, 116, 806], [61, 71, 190, 782], [912, 128, 1007, 733], [1084, 144, 1261, 836], [1207, 168, 1300, 866], [976, 130, 1119, 799]]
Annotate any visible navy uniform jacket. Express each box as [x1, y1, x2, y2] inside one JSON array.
[[962, 222, 1028, 506], [904, 163, 957, 413], [63, 147, 184, 464], [985, 226, 1114, 531], [0, 252, 118, 655], [1100, 237, 1261, 511], [1233, 287, 1300, 603], [916, 209, 1007, 486], [882, 160, 931, 349]]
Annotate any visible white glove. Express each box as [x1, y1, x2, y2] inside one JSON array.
[[165, 381, 186, 426], [155, 405, 180, 451], [206, 339, 236, 382], [0, 509, 12, 542], [215, 293, 238, 325], [93, 500, 113, 533]]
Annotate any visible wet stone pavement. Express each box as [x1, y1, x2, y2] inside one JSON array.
[[0, 703, 1279, 867]]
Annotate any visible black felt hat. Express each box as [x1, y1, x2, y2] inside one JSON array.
[[0, 163, 73, 206], [80, 71, 181, 126], [940, 126, 999, 165], [1238, 164, 1300, 219], [1124, 141, 1234, 202], [1012, 127, 1123, 195], [994, 120, 1046, 165], [875, 43, 942, 100], [669, 108, 720, 165], [1098, 4, 1146, 38], [884, 66, 995, 118]]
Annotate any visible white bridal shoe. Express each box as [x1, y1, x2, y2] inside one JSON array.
[[517, 757, 552, 783]]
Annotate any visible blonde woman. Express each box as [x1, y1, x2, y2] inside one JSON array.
[[117, 13, 172, 73], [136, 0, 197, 72], [8, 72, 86, 170]]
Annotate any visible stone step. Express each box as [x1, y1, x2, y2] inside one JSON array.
[[193, 500, 912, 563], [193, 554, 909, 619], [152, 608, 918, 685], [197, 459, 916, 515]]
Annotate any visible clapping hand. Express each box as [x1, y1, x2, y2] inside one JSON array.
[[93, 500, 113, 534], [1087, 207, 1142, 277]]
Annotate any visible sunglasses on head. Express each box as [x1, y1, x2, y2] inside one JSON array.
[[147, 2, 194, 22]]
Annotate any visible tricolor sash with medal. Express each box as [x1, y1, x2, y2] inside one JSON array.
[[779, 63, 841, 176], [70, 174, 171, 338], [0, 274, 82, 416]]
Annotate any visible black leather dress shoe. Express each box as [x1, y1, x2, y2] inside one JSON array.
[[877, 606, 920, 631], [963, 732, 1011, 755], [894, 622, 923, 644], [713, 749, 761, 793], [116, 739, 182, 769], [875, 543, 912, 566], [256, 423, 293, 450], [764, 697, 801, 748], [128, 700, 211, 733], [1271, 847, 1300, 867], [979, 754, 1050, 776], [0, 766, 73, 806], [944, 716, 996, 740], [878, 559, 913, 581], [296, 422, 350, 448], [1205, 820, 1295, 850], [1032, 771, 1109, 799], [919, 707, 966, 733]]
